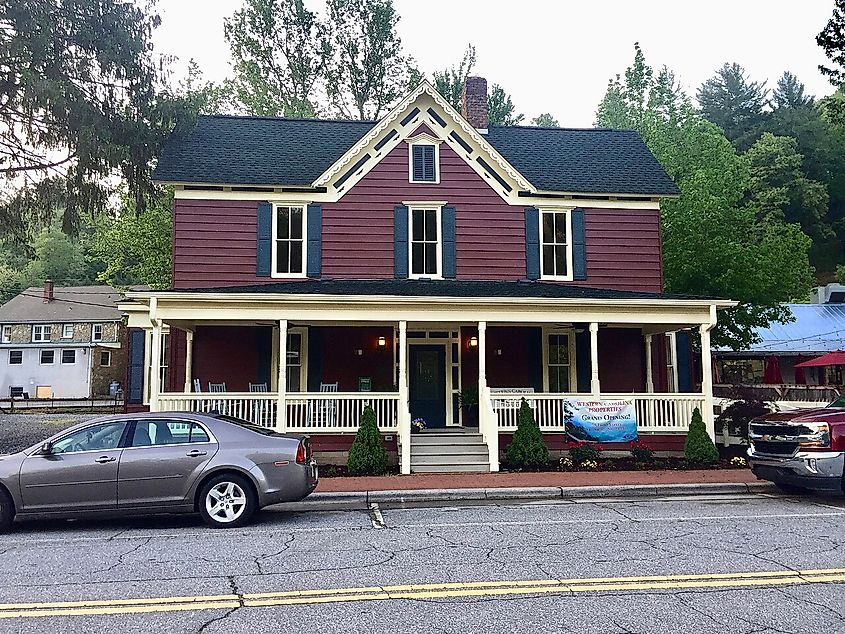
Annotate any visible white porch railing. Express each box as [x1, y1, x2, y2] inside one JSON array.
[[489, 392, 707, 434], [156, 392, 400, 432]]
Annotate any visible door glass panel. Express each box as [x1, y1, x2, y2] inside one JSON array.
[[53, 422, 126, 454], [415, 350, 439, 399]]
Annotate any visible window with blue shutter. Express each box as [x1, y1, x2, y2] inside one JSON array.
[[127, 329, 146, 404], [306, 204, 322, 278], [441, 206, 456, 278], [256, 201, 272, 277], [394, 205, 409, 278], [411, 144, 437, 182], [524, 207, 540, 280]]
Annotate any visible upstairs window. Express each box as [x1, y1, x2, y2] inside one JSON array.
[[540, 210, 572, 281], [62, 324, 74, 339], [409, 206, 441, 278], [32, 325, 52, 342], [1, 325, 10, 343], [273, 204, 306, 277], [92, 324, 103, 342], [409, 141, 439, 183]]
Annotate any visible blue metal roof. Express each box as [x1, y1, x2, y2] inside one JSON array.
[[717, 304, 845, 355]]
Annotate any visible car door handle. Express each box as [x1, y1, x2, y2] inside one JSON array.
[[94, 456, 116, 464], [186, 450, 207, 457]]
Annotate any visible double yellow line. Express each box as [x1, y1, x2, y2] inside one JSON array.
[[3, 568, 845, 619]]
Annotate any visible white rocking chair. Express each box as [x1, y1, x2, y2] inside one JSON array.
[[308, 382, 338, 428]]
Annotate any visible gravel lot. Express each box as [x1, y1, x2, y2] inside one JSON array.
[[0, 413, 100, 454]]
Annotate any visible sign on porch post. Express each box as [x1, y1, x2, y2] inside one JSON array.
[[564, 398, 638, 443]]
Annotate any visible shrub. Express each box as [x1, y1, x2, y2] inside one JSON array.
[[715, 397, 772, 440], [347, 406, 389, 475], [684, 408, 719, 465], [506, 399, 549, 470], [568, 440, 601, 464], [630, 440, 654, 462]]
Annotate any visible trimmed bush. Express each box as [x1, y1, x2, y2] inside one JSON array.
[[684, 408, 719, 465], [347, 405, 389, 475], [506, 399, 549, 470], [568, 441, 602, 464]]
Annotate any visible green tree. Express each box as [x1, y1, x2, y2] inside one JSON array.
[[0, 0, 193, 236], [531, 113, 559, 127], [347, 406, 389, 475], [772, 71, 813, 110], [433, 44, 476, 110], [177, 60, 235, 116], [89, 193, 173, 290], [683, 408, 719, 465], [324, 0, 415, 120], [20, 229, 89, 287], [817, 0, 845, 86], [697, 62, 769, 149], [505, 399, 549, 470], [488, 84, 524, 126], [224, 0, 328, 117]]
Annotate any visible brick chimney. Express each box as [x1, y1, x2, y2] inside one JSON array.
[[461, 76, 488, 131], [43, 279, 54, 303]]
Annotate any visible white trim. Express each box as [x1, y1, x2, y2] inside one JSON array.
[[39, 349, 55, 365], [1, 325, 10, 344], [8, 349, 22, 365], [407, 339, 450, 427], [61, 324, 74, 339], [666, 332, 679, 393], [539, 208, 574, 282], [541, 327, 577, 393], [91, 323, 103, 342], [407, 204, 443, 279], [270, 202, 308, 279], [60, 349, 76, 365], [407, 138, 441, 184], [32, 324, 51, 343], [100, 349, 112, 367]]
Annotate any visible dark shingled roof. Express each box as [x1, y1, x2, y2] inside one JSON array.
[[0, 285, 123, 323], [154, 115, 679, 196], [164, 279, 713, 302]]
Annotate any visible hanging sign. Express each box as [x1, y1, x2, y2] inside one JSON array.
[[564, 398, 638, 443]]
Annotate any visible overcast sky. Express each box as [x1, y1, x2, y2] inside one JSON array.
[[152, 0, 838, 127]]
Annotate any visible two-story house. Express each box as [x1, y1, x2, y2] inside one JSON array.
[[120, 78, 734, 473], [0, 282, 126, 399]]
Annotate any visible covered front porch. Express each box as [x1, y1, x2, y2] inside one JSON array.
[[121, 282, 730, 473]]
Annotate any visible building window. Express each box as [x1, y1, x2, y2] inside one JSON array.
[[61, 349, 76, 365], [9, 350, 22, 365], [40, 350, 55, 365], [286, 330, 307, 392], [409, 143, 438, 183], [92, 324, 103, 342], [100, 350, 111, 367], [272, 204, 305, 277], [62, 324, 74, 339], [545, 331, 574, 393], [1, 325, 10, 343], [666, 332, 678, 392], [32, 325, 52, 342], [540, 210, 572, 280], [409, 206, 441, 278]]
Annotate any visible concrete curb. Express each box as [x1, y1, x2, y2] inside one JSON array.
[[276, 481, 778, 510]]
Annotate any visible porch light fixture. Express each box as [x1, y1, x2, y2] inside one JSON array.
[[468, 336, 478, 348], [377, 336, 386, 347]]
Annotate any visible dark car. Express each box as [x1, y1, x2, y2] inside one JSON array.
[[0, 412, 318, 531]]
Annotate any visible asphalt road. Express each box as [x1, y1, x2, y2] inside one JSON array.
[[0, 492, 844, 633]]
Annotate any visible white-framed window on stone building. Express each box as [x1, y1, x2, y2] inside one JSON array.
[[62, 324, 74, 338], [32, 325, 51, 342], [1, 325, 10, 343], [92, 324, 103, 342], [100, 350, 111, 367]]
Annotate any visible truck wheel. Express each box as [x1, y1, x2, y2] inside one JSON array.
[[0, 487, 15, 533], [775, 482, 811, 495]]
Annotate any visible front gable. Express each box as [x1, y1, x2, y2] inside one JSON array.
[[313, 81, 534, 203]]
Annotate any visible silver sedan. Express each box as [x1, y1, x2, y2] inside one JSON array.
[[0, 412, 318, 530]]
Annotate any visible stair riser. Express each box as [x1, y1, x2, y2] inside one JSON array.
[[412, 446, 489, 456], [411, 464, 491, 473]]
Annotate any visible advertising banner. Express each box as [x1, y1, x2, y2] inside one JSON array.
[[564, 398, 638, 443]]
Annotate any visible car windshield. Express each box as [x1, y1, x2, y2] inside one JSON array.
[[829, 395, 845, 408], [213, 415, 284, 437]]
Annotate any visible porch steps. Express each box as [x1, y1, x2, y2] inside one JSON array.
[[410, 431, 490, 473]]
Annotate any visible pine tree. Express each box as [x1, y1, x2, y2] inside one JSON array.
[[684, 408, 719, 465], [347, 406, 389, 475], [505, 399, 549, 470]]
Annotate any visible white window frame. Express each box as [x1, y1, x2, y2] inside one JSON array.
[[286, 327, 308, 392], [100, 350, 112, 367], [271, 203, 308, 279], [61, 349, 76, 365], [666, 332, 679, 393], [1, 325, 10, 343], [32, 324, 52, 343], [62, 324, 74, 339], [8, 350, 22, 365], [408, 138, 441, 184], [40, 349, 55, 365], [542, 327, 578, 393], [92, 323, 103, 342], [539, 208, 574, 282], [407, 203, 443, 279]]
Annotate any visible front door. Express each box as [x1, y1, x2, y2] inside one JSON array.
[[409, 345, 446, 428]]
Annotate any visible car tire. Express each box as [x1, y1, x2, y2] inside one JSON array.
[[775, 482, 812, 495], [0, 487, 15, 533], [198, 474, 256, 529]]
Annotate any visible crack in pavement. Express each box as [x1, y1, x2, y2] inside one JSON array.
[[195, 575, 242, 634], [253, 533, 295, 576], [96, 536, 153, 574]]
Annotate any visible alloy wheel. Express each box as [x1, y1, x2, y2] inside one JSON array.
[[205, 481, 247, 524]]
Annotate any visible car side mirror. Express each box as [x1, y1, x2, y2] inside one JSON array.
[[38, 442, 54, 456]]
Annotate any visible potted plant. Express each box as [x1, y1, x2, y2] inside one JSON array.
[[411, 418, 427, 433], [459, 387, 479, 427]]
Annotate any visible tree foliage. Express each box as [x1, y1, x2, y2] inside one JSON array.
[[505, 399, 549, 470], [531, 113, 560, 127], [488, 84, 524, 126], [347, 406, 389, 475], [697, 62, 769, 149], [817, 0, 845, 86], [683, 408, 719, 465], [433, 44, 476, 111], [773, 71, 813, 110]]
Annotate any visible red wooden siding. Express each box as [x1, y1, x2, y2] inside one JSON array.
[[310, 326, 395, 391], [191, 326, 263, 391]]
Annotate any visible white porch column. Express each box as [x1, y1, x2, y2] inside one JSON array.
[[478, 321, 487, 392], [183, 329, 194, 393], [589, 322, 601, 396], [276, 319, 288, 432], [398, 321, 410, 475], [149, 320, 162, 412], [644, 333, 654, 393], [699, 322, 716, 440]]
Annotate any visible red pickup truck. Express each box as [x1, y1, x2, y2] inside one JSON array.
[[748, 403, 845, 494]]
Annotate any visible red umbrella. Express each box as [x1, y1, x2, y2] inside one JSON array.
[[793, 357, 807, 384], [763, 356, 783, 384], [795, 350, 845, 368]]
